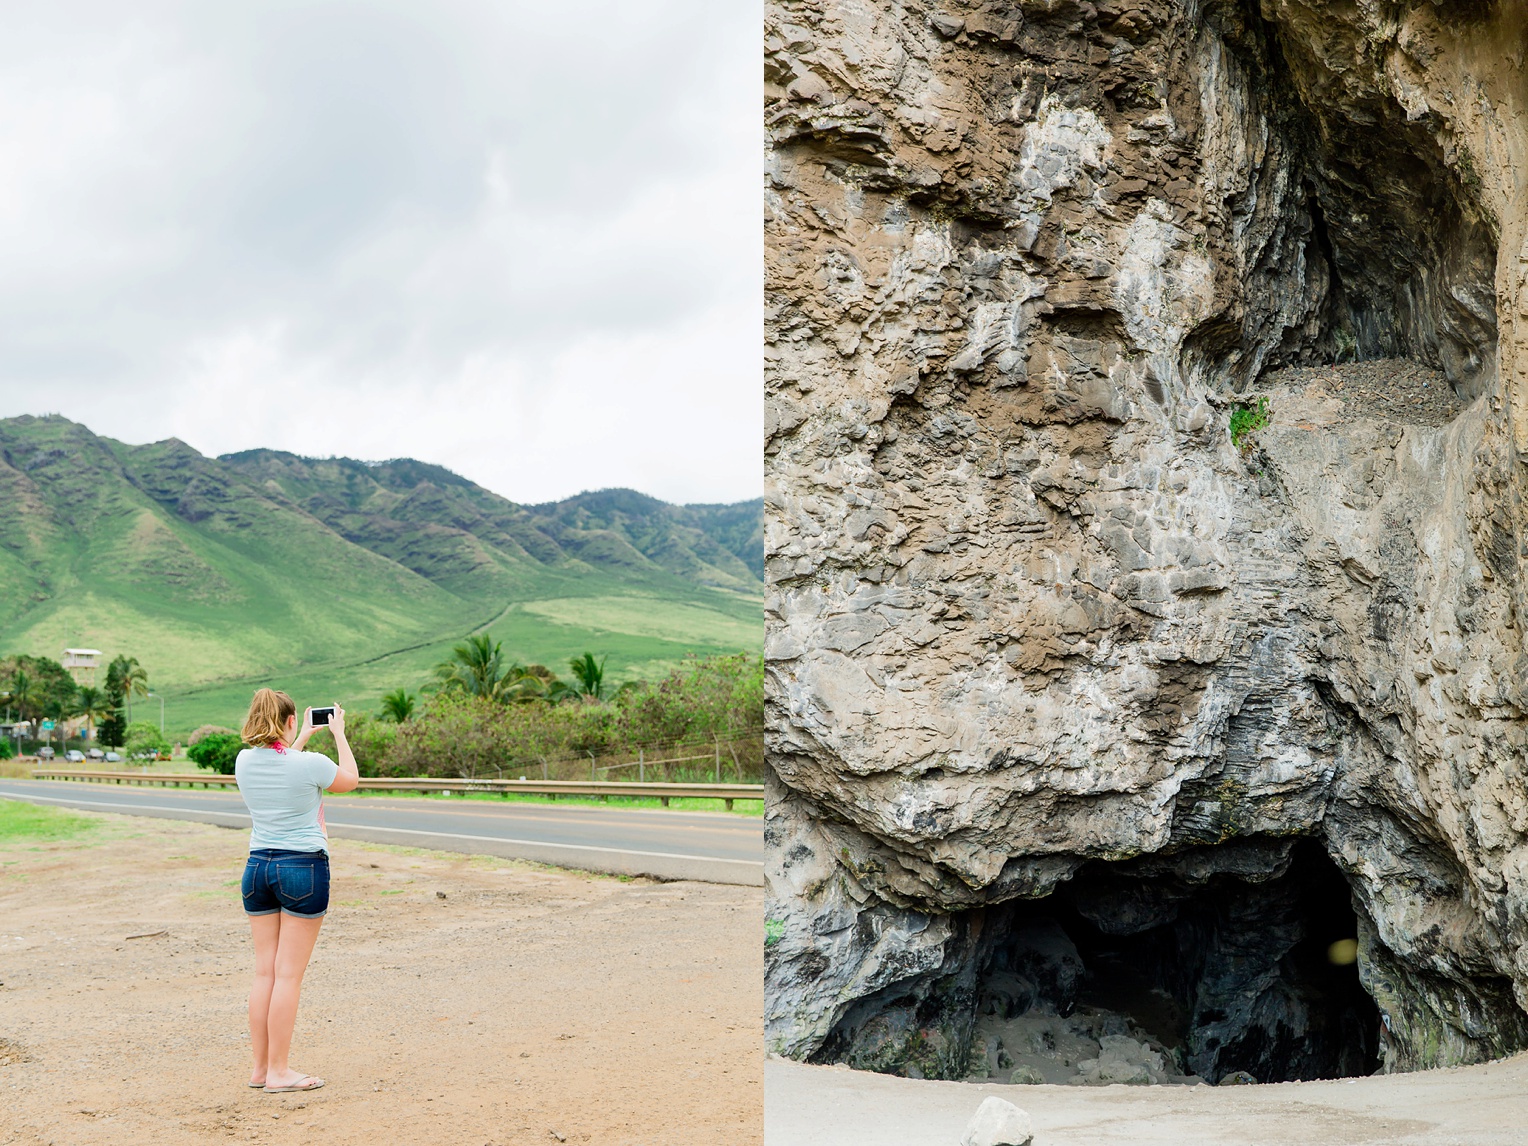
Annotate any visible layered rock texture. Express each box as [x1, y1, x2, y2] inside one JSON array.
[[764, 0, 1528, 1082]]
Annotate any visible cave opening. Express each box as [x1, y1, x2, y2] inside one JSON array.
[[813, 837, 1384, 1085], [968, 838, 1380, 1085]]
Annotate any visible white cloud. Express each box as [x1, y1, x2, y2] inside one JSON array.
[[0, 0, 761, 504]]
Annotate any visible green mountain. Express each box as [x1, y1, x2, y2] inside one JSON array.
[[0, 415, 761, 735]]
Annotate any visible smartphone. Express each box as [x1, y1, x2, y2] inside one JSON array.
[[311, 706, 335, 726]]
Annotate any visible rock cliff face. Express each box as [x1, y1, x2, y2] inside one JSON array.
[[764, 0, 1528, 1082]]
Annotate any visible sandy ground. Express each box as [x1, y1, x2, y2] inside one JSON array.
[[0, 808, 762, 1146], [766, 1055, 1528, 1146]]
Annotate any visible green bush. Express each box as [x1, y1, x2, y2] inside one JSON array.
[[367, 654, 764, 780], [344, 713, 397, 777], [187, 732, 243, 775], [304, 713, 396, 777], [0, 736, 13, 760], [123, 721, 171, 760], [612, 654, 764, 745], [243, 654, 766, 783], [383, 694, 599, 780]]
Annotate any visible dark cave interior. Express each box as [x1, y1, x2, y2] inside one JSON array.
[[816, 838, 1383, 1085], [981, 838, 1381, 1083]]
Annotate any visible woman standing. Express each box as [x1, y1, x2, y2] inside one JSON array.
[[235, 688, 358, 1093]]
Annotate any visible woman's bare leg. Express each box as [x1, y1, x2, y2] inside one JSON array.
[[263, 912, 324, 1088], [247, 914, 282, 1085]]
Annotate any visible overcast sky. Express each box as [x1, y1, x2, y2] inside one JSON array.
[[0, 0, 759, 505]]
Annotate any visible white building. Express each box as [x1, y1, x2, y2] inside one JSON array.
[[62, 648, 102, 686]]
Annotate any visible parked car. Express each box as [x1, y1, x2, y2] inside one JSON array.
[[86, 748, 104, 761], [64, 750, 85, 763], [36, 746, 54, 758], [104, 751, 121, 763]]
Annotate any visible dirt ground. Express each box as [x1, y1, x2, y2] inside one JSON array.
[[0, 808, 762, 1146]]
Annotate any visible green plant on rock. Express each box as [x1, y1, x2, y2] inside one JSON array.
[[765, 918, 786, 948], [1334, 326, 1358, 363], [1229, 396, 1271, 452]]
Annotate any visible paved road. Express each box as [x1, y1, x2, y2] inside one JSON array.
[[0, 779, 763, 886]]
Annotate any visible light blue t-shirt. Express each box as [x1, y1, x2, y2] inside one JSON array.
[[235, 746, 340, 854]]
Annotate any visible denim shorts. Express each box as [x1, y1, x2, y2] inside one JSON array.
[[242, 848, 330, 918]]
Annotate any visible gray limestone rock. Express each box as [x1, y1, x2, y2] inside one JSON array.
[[765, 0, 1528, 1085], [960, 1096, 1034, 1146]]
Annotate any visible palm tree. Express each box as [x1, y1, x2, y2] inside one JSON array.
[[432, 633, 506, 699], [6, 669, 37, 724], [120, 658, 149, 721], [568, 653, 607, 701], [380, 688, 416, 722], [432, 637, 581, 705], [106, 655, 149, 721], [72, 686, 112, 742], [500, 663, 575, 704]]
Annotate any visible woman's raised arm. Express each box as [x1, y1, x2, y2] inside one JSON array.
[[324, 705, 360, 793]]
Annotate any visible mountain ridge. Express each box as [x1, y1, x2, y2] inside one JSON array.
[[214, 446, 763, 592], [0, 414, 760, 732]]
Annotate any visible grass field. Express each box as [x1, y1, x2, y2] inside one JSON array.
[[0, 766, 761, 815], [0, 798, 98, 843], [156, 589, 761, 733], [517, 595, 763, 648]]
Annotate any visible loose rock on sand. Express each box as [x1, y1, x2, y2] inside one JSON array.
[[960, 1096, 1033, 1146]]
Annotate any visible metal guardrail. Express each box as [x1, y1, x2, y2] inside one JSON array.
[[30, 769, 764, 810]]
